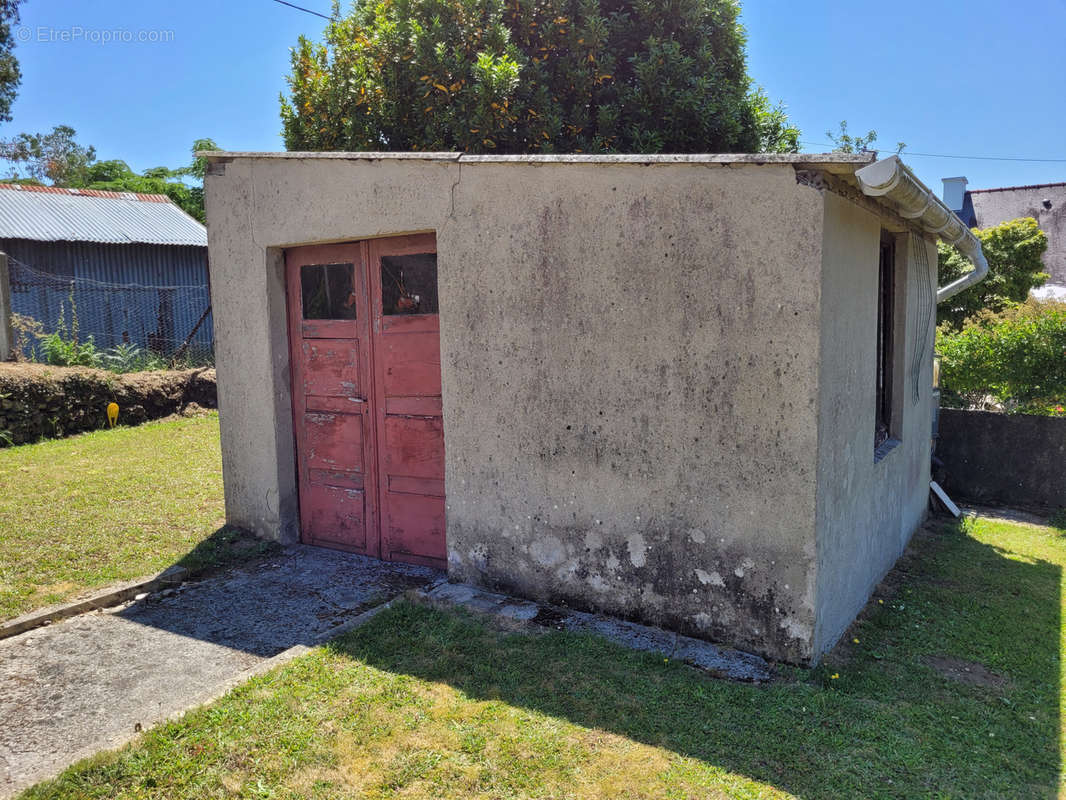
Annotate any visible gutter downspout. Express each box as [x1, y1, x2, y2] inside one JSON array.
[[854, 155, 988, 303], [855, 155, 981, 516]]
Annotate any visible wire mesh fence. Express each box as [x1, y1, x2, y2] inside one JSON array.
[[7, 256, 214, 366]]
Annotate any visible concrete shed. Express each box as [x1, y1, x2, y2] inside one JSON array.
[[203, 152, 980, 664]]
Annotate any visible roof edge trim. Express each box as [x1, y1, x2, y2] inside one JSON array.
[[196, 150, 877, 167], [855, 155, 987, 303]]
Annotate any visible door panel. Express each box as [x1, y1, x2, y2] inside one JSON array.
[[303, 484, 367, 549], [369, 234, 447, 568], [304, 411, 365, 474], [385, 396, 442, 416], [302, 339, 367, 398], [286, 244, 378, 556], [382, 415, 444, 479], [287, 235, 445, 568], [382, 492, 447, 568], [380, 330, 443, 397]]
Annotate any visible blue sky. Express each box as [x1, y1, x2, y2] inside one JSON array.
[[5, 0, 1065, 193]]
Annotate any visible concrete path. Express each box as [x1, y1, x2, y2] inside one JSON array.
[[0, 547, 440, 798]]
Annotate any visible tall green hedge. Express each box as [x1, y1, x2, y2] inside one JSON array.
[[938, 300, 1066, 415]]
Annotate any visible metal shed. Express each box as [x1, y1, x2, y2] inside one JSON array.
[[0, 184, 211, 357]]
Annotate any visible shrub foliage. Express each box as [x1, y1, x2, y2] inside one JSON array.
[[938, 299, 1066, 414], [937, 217, 1049, 331], [281, 0, 798, 154]]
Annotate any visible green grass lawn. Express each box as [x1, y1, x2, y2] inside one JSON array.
[[0, 413, 271, 620], [19, 514, 1064, 799]]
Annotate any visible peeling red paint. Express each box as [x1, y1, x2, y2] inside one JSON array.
[[286, 235, 445, 569]]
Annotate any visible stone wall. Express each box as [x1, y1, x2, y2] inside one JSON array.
[[938, 408, 1066, 509], [0, 363, 216, 445]]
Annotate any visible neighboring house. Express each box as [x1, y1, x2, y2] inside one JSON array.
[[203, 152, 983, 665], [0, 183, 211, 356], [943, 176, 1066, 299]]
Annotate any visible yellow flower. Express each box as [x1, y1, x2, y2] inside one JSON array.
[[852, 638, 860, 644], [830, 673, 839, 679]]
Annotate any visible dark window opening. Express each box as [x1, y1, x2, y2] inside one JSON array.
[[301, 263, 356, 320], [381, 253, 438, 316], [875, 235, 895, 452]]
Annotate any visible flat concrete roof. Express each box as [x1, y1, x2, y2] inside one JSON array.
[[197, 151, 877, 169]]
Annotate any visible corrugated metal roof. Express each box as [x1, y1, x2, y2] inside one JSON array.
[[0, 183, 207, 246]]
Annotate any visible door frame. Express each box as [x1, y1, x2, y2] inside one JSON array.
[[284, 241, 381, 556], [285, 233, 444, 565]]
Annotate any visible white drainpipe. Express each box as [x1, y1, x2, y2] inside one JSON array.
[[855, 155, 988, 303]]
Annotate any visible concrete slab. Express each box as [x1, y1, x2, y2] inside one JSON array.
[[0, 547, 439, 798], [0, 564, 188, 641], [418, 582, 773, 682]]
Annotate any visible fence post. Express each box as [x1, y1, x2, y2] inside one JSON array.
[[0, 251, 11, 361]]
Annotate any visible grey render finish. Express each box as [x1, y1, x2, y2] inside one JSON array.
[[202, 153, 937, 665]]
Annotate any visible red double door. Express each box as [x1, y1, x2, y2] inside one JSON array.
[[285, 234, 445, 569]]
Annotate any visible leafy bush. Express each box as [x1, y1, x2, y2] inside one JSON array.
[[36, 288, 102, 367], [938, 299, 1066, 413], [98, 342, 168, 373], [39, 331, 101, 368], [13, 296, 186, 372], [9, 312, 42, 361], [937, 217, 1049, 331], [281, 0, 798, 154]]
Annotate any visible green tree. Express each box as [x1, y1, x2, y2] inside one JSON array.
[[0, 0, 24, 123], [281, 0, 799, 154], [174, 137, 221, 182], [0, 125, 97, 184], [82, 169, 206, 222], [0, 129, 218, 222], [826, 120, 905, 156], [937, 217, 1049, 330], [84, 139, 221, 222]]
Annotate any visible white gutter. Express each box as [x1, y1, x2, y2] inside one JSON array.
[[854, 155, 987, 303]]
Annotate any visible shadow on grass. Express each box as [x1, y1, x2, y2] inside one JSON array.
[[170, 524, 279, 578], [331, 519, 1060, 799], [1050, 508, 1066, 535]]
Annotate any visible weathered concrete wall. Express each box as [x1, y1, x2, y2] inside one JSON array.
[[205, 155, 828, 662], [970, 185, 1066, 287], [813, 193, 936, 656], [442, 161, 826, 663], [938, 409, 1066, 509], [203, 155, 458, 544]]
